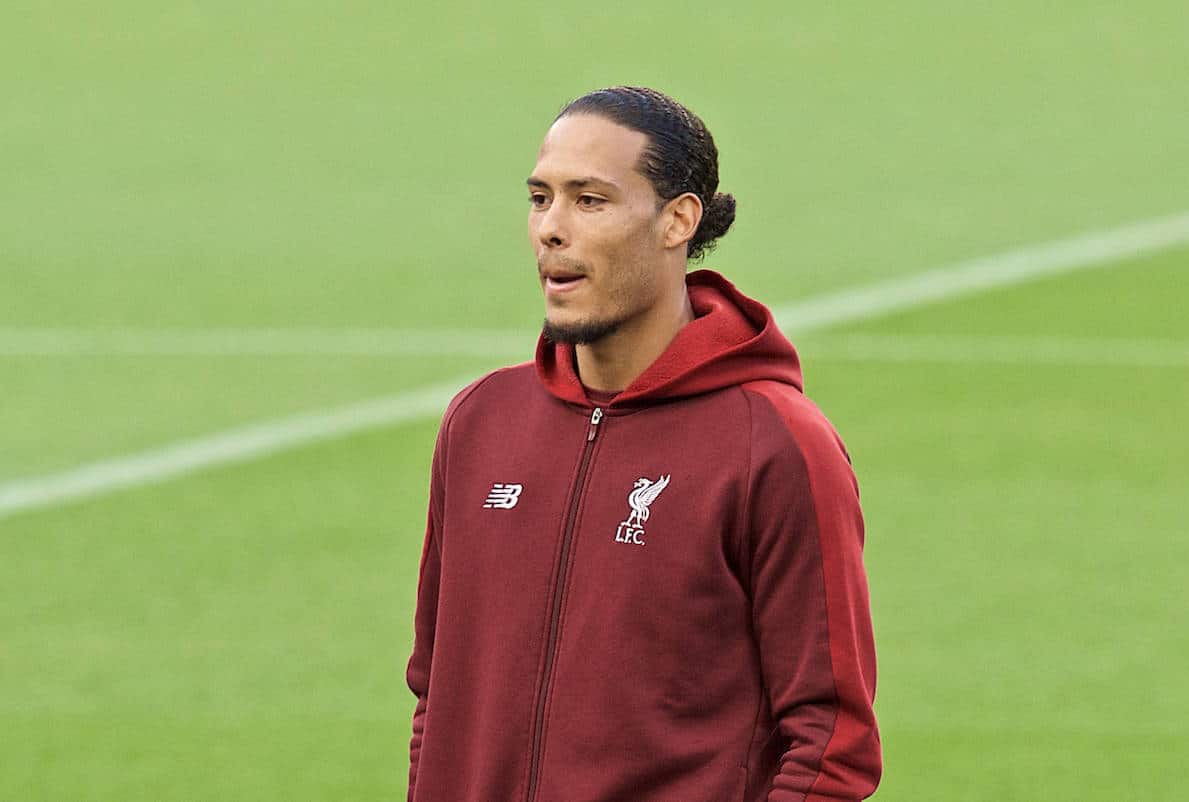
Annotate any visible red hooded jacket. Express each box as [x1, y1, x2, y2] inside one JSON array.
[[406, 269, 881, 801]]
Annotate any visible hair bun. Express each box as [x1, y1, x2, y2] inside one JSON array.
[[689, 192, 736, 260]]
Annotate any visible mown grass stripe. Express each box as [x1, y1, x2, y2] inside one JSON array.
[[805, 333, 1189, 367], [4, 210, 1188, 521]]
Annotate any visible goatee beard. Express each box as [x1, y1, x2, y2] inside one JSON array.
[[542, 317, 624, 346]]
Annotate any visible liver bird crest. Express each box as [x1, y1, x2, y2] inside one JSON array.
[[627, 475, 671, 528]]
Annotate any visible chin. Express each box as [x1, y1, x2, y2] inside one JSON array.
[[542, 315, 622, 346]]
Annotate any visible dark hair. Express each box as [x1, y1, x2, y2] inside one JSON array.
[[556, 86, 736, 262]]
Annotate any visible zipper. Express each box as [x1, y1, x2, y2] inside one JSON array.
[[525, 406, 603, 802]]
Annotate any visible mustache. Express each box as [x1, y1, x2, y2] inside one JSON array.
[[537, 254, 589, 275]]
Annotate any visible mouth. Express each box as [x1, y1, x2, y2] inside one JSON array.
[[544, 274, 585, 292], [540, 265, 588, 295]]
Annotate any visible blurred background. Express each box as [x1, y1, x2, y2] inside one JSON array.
[[2, 2, 1187, 799]]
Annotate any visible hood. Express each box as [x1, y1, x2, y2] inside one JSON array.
[[535, 269, 803, 408]]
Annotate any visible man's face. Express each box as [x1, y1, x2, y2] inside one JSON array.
[[527, 114, 668, 345]]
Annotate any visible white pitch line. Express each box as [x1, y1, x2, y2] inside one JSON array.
[[802, 333, 1189, 368], [773, 209, 1189, 332], [3, 210, 1189, 521], [0, 376, 475, 521]]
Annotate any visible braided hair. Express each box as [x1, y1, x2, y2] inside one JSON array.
[[556, 87, 736, 262]]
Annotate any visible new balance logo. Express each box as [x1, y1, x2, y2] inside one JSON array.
[[483, 483, 523, 509]]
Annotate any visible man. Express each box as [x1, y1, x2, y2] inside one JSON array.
[[406, 86, 881, 802]]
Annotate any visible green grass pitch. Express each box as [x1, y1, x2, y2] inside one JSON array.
[[2, 2, 1187, 799]]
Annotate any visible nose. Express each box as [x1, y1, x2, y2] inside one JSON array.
[[535, 201, 568, 249]]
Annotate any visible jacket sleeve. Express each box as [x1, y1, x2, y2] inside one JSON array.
[[405, 422, 447, 801], [744, 389, 881, 801]]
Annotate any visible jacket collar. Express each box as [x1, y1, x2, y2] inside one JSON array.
[[535, 269, 803, 408]]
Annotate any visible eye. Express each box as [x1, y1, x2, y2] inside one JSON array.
[[577, 195, 605, 208], [529, 193, 549, 208]]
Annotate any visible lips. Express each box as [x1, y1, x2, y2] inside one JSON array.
[[544, 273, 587, 294], [539, 263, 586, 280], [546, 272, 583, 284], [540, 261, 588, 295]]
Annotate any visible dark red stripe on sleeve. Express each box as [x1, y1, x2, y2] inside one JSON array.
[[743, 381, 881, 801]]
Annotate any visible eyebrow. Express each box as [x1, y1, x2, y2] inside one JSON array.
[[526, 176, 619, 192]]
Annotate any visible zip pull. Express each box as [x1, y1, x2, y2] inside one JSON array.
[[587, 407, 604, 441]]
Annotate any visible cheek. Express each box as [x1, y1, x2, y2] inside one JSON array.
[[583, 208, 659, 281], [607, 242, 659, 307]]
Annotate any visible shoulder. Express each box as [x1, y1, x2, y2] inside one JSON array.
[[740, 380, 858, 498], [440, 362, 537, 436], [742, 380, 851, 459]]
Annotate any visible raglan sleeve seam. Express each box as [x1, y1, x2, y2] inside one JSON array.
[[739, 386, 757, 592], [434, 367, 510, 526], [740, 385, 881, 801], [407, 368, 504, 801]]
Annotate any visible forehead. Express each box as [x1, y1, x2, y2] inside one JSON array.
[[532, 114, 652, 190]]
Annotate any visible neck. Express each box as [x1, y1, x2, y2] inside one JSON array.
[[575, 281, 695, 393]]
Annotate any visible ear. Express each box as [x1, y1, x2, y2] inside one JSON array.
[[660, 192, 703, 251]]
